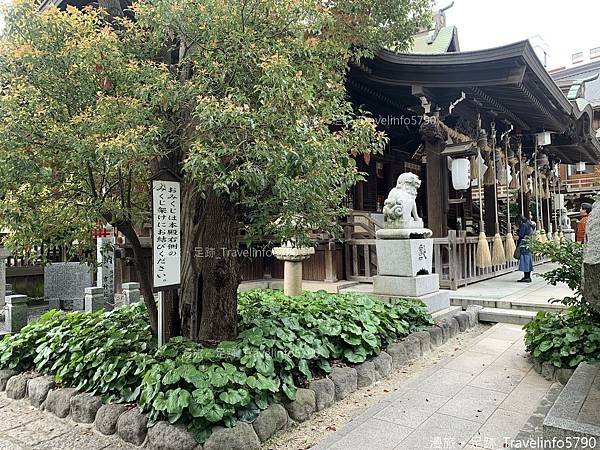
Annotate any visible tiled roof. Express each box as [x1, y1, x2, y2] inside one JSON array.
[[388, 26, 459, 54], [410, 26, 459, 54], [551, 60, 600, 107]]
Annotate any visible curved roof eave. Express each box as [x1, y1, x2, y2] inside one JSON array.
[[374, 40, 573, 118]]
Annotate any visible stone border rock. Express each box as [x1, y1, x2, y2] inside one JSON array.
[[532, 358, 577, 385], [0, 306, 482, 449]]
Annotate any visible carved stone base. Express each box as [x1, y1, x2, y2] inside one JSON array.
[[375, 238, 433, 277], [373, 274, 439, 297], [399, 290, 450, 314]]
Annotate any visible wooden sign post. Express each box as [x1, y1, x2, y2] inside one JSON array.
[[152, 173, 181, 346]]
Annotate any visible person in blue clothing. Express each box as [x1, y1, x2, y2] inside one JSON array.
[[517, 215, 535, 283]]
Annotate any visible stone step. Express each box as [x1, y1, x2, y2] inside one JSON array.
[[431, 305, 463, 322], [478, 307, 537, 325], [451, 296, 563, 313]]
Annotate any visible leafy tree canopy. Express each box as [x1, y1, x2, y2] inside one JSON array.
[[0, 0, 431, 255]]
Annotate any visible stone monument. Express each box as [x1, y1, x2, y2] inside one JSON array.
[[583, 201, 600, 312], [373, 173, 450, 313], [44, 262, 93, 310]]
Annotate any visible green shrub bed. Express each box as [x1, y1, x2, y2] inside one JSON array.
[[524, 239, 600, 370], [0, 289, 431, 442], [524, 307, 600, 369]]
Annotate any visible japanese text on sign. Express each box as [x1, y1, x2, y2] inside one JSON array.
[[152, 180, 181, 289]]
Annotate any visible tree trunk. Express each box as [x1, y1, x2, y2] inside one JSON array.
[[162, 290, 181, 341], [116, 220, 159, 335], [179, 183, 241, 344]]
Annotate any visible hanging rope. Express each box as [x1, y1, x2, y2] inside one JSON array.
[[533, 150, 543, 241], [551, 171, 560, 244], [518, 143, 525, 217], [490, 122, 506, 265], [505, 135, 516, 260], [476, 115, 492, 269]]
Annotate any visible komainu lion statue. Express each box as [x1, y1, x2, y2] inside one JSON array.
[[383, 173, 423, 229]]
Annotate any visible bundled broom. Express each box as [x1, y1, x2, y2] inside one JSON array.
[[490, 124, 506, 266], [475, 129, 492, 269], [532, 153, 545, 242]]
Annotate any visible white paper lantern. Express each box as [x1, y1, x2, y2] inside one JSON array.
[[451, 158, 471, 191], [577, 161, 586, 172]]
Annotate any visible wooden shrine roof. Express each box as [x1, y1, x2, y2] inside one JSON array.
[[349, 40, 600, 163]]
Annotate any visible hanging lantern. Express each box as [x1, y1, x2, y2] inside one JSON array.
[[536, 132, 552, 147], [537, 152, 549, 168], [451, 158, 471, 191], [577, 161, 586, 172]]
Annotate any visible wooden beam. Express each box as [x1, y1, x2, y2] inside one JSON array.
[[425, 141, 449, 237]]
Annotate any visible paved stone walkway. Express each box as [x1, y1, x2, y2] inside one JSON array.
[[452, 263, 574, 310], [314, 323, 555, 450], [0, 395, 137, 449]]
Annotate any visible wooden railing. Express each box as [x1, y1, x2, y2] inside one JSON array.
[[344, 230, 547, 290], [6, 245, 65, 268], [340, 211, 382, 239], [563, 174, 600, 192]]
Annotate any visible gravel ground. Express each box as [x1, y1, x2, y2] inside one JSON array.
[[264, 323, 491, 450]]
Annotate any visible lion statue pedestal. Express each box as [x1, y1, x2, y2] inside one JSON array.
[[373, 173, 449, 313]]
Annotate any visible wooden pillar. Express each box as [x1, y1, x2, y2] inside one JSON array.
[[542, 199, 550, 231], [324, 241, 338, 283], [483, 185, 498, 235], [355, 182, 364, 211], [421, 123, 449, 238], [263, 256, 272, 280]]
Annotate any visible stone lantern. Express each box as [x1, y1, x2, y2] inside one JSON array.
[[272, 243, 314, 296]]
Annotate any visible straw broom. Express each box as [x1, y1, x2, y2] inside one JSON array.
[[475, 117, 492, 269], [533, 152, 544, 242], [475, 157, 492, 268], [490, 124, 506, 265]]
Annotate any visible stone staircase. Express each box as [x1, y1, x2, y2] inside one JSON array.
[[450, 295, 564, 325]]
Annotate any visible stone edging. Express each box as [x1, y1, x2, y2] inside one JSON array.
[[531, 357, 576, 385], [0, 306, 482, 450]]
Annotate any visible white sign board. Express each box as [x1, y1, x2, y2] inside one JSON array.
[[96, 234, 115, 308], [152, 179, 181, 290]]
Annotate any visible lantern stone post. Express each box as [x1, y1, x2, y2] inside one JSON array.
[[272, 245, 315, 296], [6, 294, 28, 333]]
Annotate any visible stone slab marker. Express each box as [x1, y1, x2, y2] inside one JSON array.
[[84, 287, 104, 312], [6, 294, 27, 333], [44, 262, 93, 310], [96, 232, 115, 310], [122, 282, 141, 305], [583, 201, 600, 313]]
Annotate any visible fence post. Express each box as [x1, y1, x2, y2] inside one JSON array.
[[448, 230, 459, 290], [122, 282, 141, 305], [324, 240, 338, 283], [84, 287, 105, 312]]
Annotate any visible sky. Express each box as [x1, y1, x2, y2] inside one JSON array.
[[0, 0, 598, 70], [439, 0, 600, 70]]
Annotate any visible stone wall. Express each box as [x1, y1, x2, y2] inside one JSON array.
[[0, 306, 483, 449]]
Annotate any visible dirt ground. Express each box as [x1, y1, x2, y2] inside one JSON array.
[[263, 324, 491, 450]]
